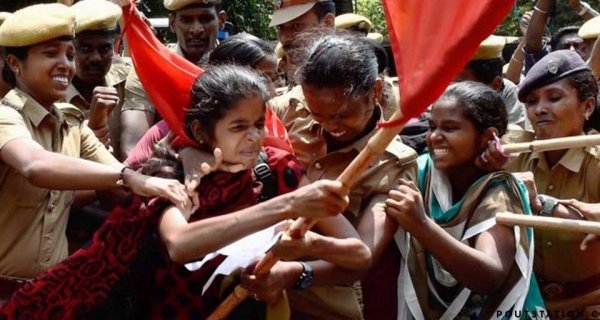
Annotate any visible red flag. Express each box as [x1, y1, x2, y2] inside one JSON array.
[[121, 5, 200, 144], [120, 5, 293, 152], [380, 0, 514, 127]]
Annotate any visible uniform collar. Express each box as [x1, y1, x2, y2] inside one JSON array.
[[530, 147, 586, 173], [4, 88, 66, 128]]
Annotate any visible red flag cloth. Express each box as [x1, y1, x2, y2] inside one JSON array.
[[380, 0, 514, 128], [120, 4, 293, 153], [121, 4, 199, 145]]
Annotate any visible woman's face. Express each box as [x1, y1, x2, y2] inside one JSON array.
[[210, 94, 266, 170], [254, 55, 278, 97], [426, 98, 485, 173], [524, 78, 591, 139], [10, 39, 75, 108], [303, 84, 375, 144]]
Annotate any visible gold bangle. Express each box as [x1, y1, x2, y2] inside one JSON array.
[[533, 6, 547, 14]]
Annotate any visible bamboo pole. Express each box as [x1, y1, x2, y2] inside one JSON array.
[[496, 212, 600, 235], [208, 111, 408, 320], [503, 134, 600, 154]]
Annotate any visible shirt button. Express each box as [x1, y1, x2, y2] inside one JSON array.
[[49, 204, 54, 212], [546, 241, 552, 246], [315, 162, 322, 169], [548, 185, 554, 191]]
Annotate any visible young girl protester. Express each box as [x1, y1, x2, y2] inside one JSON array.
[[0, 5, 369, 320], [125, 32, 288, 170], [385, 82, 545, 319], [482, 50, 600, 317], [0, 3, 189, 283]]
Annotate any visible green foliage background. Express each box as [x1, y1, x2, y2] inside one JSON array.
[[2, 0, 599, 41]]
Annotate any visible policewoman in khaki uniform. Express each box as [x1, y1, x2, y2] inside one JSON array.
[[268, 34, 417, 320], [504, 50, 600, 317], [0, 3, 188, 297]]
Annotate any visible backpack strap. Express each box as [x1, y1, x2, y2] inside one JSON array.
[[254, 150, 278, 202]]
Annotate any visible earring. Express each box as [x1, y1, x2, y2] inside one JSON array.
[[14, 68, 19, 75], [585, 114, 590, 121]]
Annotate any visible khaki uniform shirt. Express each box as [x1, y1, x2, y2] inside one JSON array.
[[269, 86, 418, 319], [65, 56, 132, 160], [121, 44, 182, 117], [506, 135, 600, 286], [0, 89, 119, 278]]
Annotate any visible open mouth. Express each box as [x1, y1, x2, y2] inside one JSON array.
[[187, 39, 208, 48], [431, 147, 451, 157], [328, 130, 347, 138], [52, 75, 70, 88]]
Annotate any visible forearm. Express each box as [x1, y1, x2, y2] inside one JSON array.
[[505, 39, 526, 85], [409, 218, 508, 294], [21, 148, 123, 190], [310, 260, 365, 287], [309, 234, 371, 271], [160, 198, 294, 263], [525, 0, 550, 53]]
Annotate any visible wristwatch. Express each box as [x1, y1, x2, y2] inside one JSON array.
[[294, 262, 314, 290], [538, 195, 558, 217]]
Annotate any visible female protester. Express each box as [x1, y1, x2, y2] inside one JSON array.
[[267, 34, 418, 320], [484, 50, 600, 316], [0, 3, 188, 281], [385, 82, 544, 319], [124, 32, 289, 170], [146, 65, 369, 319], [0, 65, 366, 320]]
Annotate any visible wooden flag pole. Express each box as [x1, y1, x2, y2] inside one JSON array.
[[503, 134, 600, 154], [208, 111, 408, 320], [496, 212, 600, 235]]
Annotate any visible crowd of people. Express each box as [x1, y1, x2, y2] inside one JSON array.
[[0, 0, 598, 319]]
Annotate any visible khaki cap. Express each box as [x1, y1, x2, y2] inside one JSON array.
[[164, 0, 221, 11], [72, 0, 121, 34], [579, 16, 600, 39], [0, 3, 75, 47], [335, 13, 372, 33], [366, 32, 383, 43], [472, 35, 505, 60], [270, 0, 330, 27]]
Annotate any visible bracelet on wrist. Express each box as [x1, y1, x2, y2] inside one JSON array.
[[578, 2, 591, 16], [116, 166, 131, 189], [533, 6, 547, 14], [511, 56, 524, 63]]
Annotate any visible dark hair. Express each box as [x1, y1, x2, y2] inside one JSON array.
[[299, 33, 378, 100], [356, 37, 387, 74], [438, 81, 508, 136], [565, 70, 600, 132], [207, 33, 274, 68], [185, 65, 270, 144], [2, 46, 28, 87], [170, 3, 221, 14], [314, 1, 335, 20], [464, 58, 504, 86], [550, 26, 579, 51]]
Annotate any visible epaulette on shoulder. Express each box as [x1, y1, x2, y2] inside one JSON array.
[[586, 144, 600, 160], [385, 135, 418, 165], [56, 103, 85, 123]]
